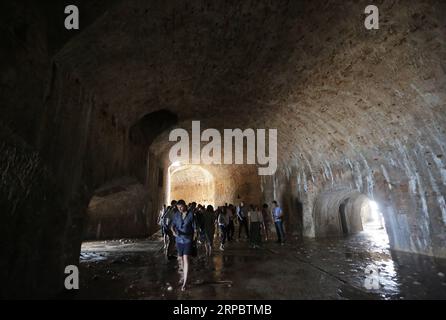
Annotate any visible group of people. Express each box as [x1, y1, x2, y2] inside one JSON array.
[[158, 199, 286, 291], [215, 201, 285, 249]]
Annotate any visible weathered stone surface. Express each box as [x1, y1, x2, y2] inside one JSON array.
[[0, 124, 66, 298]]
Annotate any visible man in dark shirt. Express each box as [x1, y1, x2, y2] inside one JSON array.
[[161, 200, 177, 260], [236, 201, 250, 240]]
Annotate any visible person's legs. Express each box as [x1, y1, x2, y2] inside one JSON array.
[[163, 232, 169, 258], [177, 255, 184, 284], [249, 222, 257, 248], [228, 221, 234, 241], [204, 232, 210, 256], [278, 221, 285, 243], [276, 220, 285, 243], [220, 225, 226, 250], [275, 221, 282, 243], [249, 223, 253, 246], [226, 227, 231, 243], [182, 255, 189, 290], [264, 222, 269, 241], [226, 222, 230, 241], [205, 242, 211, 256], [170, 233, 177, 257], [256, 222, 261, 246], [176, 242, 185, 283], [250, 222, 257, 246], [243, 219, 250, 239]]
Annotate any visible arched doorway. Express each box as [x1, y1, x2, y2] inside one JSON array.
[[358, 198, 389, 246], [338, 194, 388, 243], [314, 188, 390, 244], [83, 177, 150, 240], [167, 164, 215, 206]]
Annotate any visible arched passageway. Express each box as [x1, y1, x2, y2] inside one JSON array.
[[83, 177, 150, 240], [168, 164, 215, 205], [313, 188, 389, 243]]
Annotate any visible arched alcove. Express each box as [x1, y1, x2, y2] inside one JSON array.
[[83, 177, 149, 240]]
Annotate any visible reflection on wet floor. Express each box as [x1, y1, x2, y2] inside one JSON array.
[[78, 229, 446, 300]]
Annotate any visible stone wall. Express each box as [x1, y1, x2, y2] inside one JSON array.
[[0, 125, 67, 298]]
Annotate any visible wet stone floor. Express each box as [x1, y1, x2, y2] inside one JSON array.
[[78, 228, 446, 300]]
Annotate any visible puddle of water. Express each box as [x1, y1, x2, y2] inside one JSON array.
[[78, 232, 446, 300], [80, 252, 108, 262]]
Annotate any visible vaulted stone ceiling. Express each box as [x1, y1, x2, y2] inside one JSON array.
[[55, 0, 445, 169]]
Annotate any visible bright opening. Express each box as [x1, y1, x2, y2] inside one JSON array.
[[167, 164, 215, 205], [361, 199, 390, 247], [171, 161, 181, 168]]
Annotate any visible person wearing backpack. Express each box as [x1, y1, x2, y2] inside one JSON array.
[[162, 200, 177, 260]]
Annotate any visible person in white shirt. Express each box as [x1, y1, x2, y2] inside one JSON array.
[[261, 203, 271, 241], [248, 205, 263, 248]]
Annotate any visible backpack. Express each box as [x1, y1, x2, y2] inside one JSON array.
[[161, 206, 174, 228]]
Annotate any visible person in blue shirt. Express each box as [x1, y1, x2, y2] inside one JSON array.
[[171, 199, 196, 291], [272, 200, 285, 244]]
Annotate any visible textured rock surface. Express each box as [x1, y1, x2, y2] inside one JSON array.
[[0, 124, 68, 298]]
